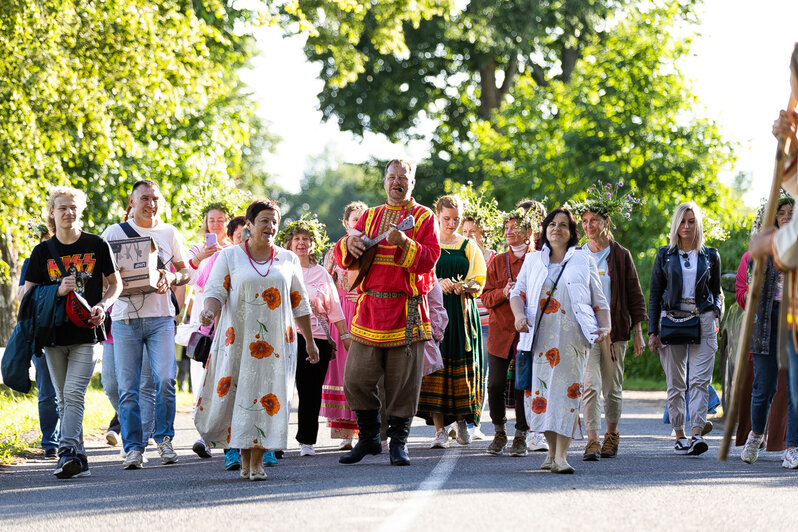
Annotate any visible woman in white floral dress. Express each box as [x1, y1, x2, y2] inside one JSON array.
[[510, 208, 610, 474], [195, 200, 318, 481]]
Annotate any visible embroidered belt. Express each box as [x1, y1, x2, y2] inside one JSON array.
[[680, 298, 695, 305], [364, 290, 423, 355]]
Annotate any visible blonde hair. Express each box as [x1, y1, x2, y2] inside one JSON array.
[[435, 194, 463, 216], [668, 201, 704, 251], [46, 186, 87, 234]]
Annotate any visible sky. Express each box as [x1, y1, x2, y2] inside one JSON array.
[[240, 0, 798, 205]]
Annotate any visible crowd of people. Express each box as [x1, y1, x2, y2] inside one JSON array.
[[14, 44, 798, 481]]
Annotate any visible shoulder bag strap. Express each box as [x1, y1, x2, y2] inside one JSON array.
[[532, 259, 569, 342], [120, 222, 166, 270]]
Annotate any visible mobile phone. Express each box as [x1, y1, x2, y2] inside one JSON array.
[[205, 233, 217, 247]]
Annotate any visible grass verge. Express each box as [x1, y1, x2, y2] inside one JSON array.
[[1, 375, 195, 466], [0, 374, 114, 465]]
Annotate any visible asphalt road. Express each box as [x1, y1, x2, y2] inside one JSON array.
[[1, 391, 795, 531]]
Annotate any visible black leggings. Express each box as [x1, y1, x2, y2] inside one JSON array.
[[295, 334, 333, 445], [487, 352, 529, 431]]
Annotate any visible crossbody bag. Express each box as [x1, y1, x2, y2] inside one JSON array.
[[515, 259, 568, 390]]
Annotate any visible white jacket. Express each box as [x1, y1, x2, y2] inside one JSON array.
[[510, 245, 609, 351]]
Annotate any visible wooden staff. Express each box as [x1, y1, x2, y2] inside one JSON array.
[[719, 96, 797, 460]]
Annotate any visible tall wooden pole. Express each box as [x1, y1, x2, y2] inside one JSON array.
[[719, 97, 797, 461]]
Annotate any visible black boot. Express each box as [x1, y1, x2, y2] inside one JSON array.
[[387, 416, 412, 466], [339, 410, 382, 464]]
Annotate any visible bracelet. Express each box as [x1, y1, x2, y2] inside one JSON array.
[[340, 332, 351, 339]]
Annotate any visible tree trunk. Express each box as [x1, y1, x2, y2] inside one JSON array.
[[479, 58, 518, 121], [479, 60, 499, 121], [560, 46, 578, 83], [0, 228, 19, 345]]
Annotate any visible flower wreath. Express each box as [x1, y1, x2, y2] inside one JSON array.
[[501, 206, 544, 237], [276, 213, 330, 264], [180, 182, 251, 222], [567, 180, 640, 221], [751, 189, 795, 235], [27, 219, 49, 238], [456, 181, 504, 250]]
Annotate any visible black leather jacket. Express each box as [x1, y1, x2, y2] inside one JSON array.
[[648, 245, 722, 335]]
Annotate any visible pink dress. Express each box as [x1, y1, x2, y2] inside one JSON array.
[[321, 250, 358, 438]]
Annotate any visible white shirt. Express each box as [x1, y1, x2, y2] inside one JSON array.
[[679, 249, 697, 300], [102, 219, 187, 320], [586, 245, 611, 305]]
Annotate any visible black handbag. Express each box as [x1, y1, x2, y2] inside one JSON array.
[[659, 310, 701, 345], [187, 326, 214, 367]]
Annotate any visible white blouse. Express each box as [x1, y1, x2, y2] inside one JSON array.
[[679, 249, 697, 300]]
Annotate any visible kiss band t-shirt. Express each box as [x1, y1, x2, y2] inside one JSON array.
[[25, 232, 117, 345]]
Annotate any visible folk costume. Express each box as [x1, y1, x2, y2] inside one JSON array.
[[417, 238, 486, 427], [334, 199, 440, 465]]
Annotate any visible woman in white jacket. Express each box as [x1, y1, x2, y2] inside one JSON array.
[[510, 208, 611, 473]]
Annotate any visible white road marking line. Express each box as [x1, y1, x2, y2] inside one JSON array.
[[377, 448, 461, 532]]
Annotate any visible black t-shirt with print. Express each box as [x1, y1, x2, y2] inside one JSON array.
[[25, 232, 118, 345]]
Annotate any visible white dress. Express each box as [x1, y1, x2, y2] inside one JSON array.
[[523, 263, 604, 438], [194, 245, 311, 450]]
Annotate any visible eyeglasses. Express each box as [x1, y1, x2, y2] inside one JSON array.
[[681, 253, 691, 268]]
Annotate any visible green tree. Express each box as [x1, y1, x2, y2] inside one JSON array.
[[277, 155, 385, 243], [0, 0, 274, 342], [300, 0, 700, 144]]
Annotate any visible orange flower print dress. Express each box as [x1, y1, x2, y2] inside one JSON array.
[[523, 264, 591, 438], [194, 245, 311, 451]]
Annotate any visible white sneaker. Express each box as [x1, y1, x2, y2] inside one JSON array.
[[527, 431, 549, 452], [338, 438, 353, 451], [123, 450, 144, 470], [430, 429, 449, 449], [381, 440, 390, 453], [456, 420, 472, 445], [147, 438, 156, 447], [470, 426, 487, 440], [119, 447, 148, 463], [106, 430, 120, 446], [782, 447, 798, 469], [300, 444, 315, 456], [157, 436, 178, 464], [740, 432, 764, 464]]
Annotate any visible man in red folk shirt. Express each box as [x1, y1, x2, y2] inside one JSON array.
[[334, 159, 441, 466]]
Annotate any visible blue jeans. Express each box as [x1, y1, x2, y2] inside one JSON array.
[[101, 341, 156, 441], [32, 354, 59, 451], [113, 317, 176, 452]]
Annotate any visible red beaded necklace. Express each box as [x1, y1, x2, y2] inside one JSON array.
[[244, 239, 275, 277]]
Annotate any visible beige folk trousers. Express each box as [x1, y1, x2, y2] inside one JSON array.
[[344, 341, 425, 418], [582, 340, 629, 432], [658, 307, 718, 432]]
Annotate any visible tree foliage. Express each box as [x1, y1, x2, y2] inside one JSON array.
[[0, 0, 275, 342], [273, 0, 454, 88], [276, 155, 385, 243], [301, 0, 706, 144]]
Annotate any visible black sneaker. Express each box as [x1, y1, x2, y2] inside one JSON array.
[[53, 449, 82, 479], [674, 437, 690, 455], [43, 448, 58, 460], [687, 435, 708, 456], [75, 454, 91, 478]]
